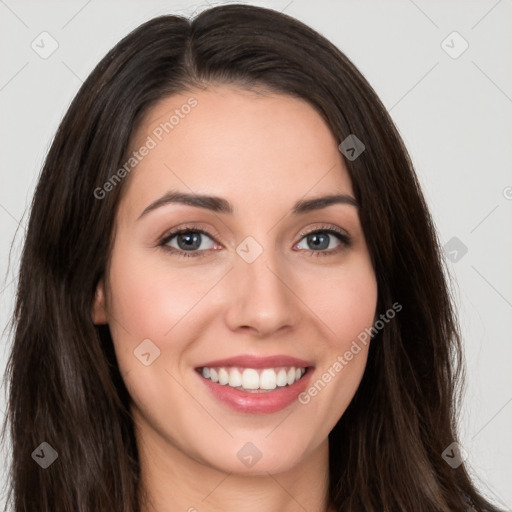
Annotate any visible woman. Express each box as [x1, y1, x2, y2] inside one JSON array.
[[2, 4, 501, 511]]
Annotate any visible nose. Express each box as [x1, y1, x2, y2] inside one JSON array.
[[223, 246, 302, 337]]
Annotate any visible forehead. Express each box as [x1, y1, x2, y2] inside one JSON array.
[[120, 84, 354, 219]]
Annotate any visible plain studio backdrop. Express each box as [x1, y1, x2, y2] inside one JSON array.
[[0, 0, 511, 509]]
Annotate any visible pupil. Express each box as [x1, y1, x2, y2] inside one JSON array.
[[308, 233, 328, 250], [178, 232, 201, 250]]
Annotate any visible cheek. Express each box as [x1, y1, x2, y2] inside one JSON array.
[[294, 257, 377, 421], [104, 247, 214, 419], [107, 243, 221, 336], [300, 257, 378, 344]]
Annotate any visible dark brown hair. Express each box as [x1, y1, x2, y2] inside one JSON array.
[[2, 4, 501, 511]]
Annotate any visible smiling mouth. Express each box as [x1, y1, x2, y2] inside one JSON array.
[[196, 366, 309, 392]]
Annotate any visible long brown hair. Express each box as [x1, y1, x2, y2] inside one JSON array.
[[2, 4, 501, 511]]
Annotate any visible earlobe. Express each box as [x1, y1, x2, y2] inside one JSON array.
[[92, 279, 108, 325]]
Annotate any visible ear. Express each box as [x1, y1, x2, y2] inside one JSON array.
[[92, 278, 109, 325]]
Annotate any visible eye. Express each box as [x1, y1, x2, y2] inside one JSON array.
[[159, 224, 351, 259], [294, 227, 351, 257], [160, 226, 219, 258]]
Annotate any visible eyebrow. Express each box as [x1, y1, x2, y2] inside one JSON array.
[[137, 190, 358, 220]]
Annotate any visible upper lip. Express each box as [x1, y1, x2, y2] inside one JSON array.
[[196, 355, 314, 369]]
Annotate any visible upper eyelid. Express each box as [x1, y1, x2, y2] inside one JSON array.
[[160, 224, 220, 244]]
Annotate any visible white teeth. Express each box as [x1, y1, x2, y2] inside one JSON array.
[[260, 369, 277, 390], [276, 369, 288, 387], [218, 368, 229, 385], [199, 366, 307, 391], [228, 368, 243, 387], [242, 368, 260, 390]]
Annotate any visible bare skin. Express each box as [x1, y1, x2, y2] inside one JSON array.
[[93, 84, 377, 512]]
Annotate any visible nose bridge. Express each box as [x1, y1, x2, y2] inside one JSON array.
[[223, 234, 301, 335]]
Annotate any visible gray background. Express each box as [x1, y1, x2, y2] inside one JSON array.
[[1, 0, 511, 509]]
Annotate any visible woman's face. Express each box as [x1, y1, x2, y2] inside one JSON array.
[[93, 84, 378, 475]]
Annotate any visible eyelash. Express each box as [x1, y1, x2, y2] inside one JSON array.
[[158, 224, 351, 259]]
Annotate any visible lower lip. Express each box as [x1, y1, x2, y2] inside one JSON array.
[[196, 368, 314, 414]]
